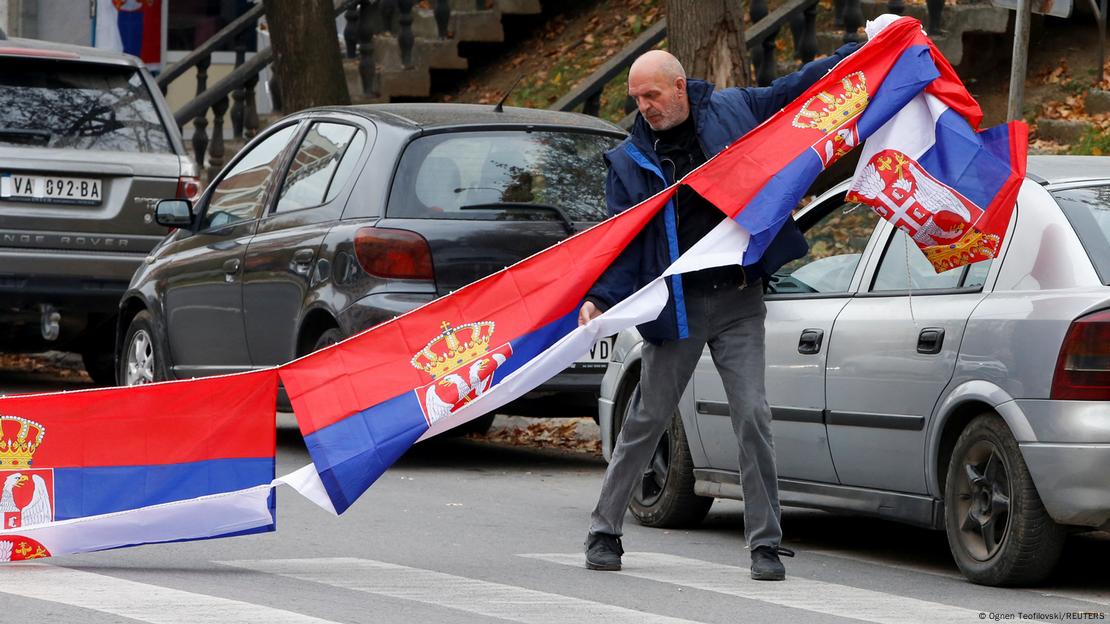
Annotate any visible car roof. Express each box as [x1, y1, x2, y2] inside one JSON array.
[[310, 103, 627, 135], [0, 36, 141, 67], [1027, 155, 1110, 185]]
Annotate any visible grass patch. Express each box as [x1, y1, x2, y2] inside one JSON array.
[[1069, 128, 1110, 155]]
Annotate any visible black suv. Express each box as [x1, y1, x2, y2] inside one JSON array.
[[0, 36, 198, 384], [118, 104, 624, 423]]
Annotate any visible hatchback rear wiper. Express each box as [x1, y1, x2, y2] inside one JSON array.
[[459, 202, 575, 235], [0, 128, 52, 146]]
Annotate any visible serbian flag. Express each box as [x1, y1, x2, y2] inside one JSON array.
[[94, 0, 164, 68], [844, 23, 1025, 272], [277, 17, 1000, 516], [0, 371, 277, 560]]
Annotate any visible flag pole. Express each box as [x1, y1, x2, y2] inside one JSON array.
[[1007, 0, 1032, 122]]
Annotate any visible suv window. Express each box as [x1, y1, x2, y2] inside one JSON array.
[[1053, 185, 1110, 286], [275, 123, 364, 214], [202, 125, 298, 231], [0, 58, 172, 153], [872, 228, 990, 291], [769, 201, 880, 294], [387, 130, 621, 223]]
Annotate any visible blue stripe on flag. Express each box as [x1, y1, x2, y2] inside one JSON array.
[[916, 111, 1015, 209], [53, 457, 275, 520]]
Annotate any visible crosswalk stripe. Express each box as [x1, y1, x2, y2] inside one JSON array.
[[0, 563, 340, 624], [522, 552, 981, 624], [221, 557, 706, 624]]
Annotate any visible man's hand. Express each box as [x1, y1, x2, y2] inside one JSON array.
[[578, 301, 603, 326]]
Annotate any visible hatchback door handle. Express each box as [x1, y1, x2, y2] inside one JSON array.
[[223, 258, 240, 274], [293, 248, 315, 265], [798, 328, 824, 355], [917, 327, 945, 354]]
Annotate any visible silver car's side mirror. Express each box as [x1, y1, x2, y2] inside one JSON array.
[[155, 199, 194, 228]]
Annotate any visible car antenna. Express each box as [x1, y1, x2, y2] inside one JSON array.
[[493, 75, 523, 113]]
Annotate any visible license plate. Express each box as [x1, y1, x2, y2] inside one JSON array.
[[576, 336, 614, 367], [0, 173, 102, 205]]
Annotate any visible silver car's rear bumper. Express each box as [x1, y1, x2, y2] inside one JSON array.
[[1014, 399, 1110, 528]]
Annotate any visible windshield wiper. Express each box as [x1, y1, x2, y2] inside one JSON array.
[[0, 128, 52, 146], [459, 202, 575, 235]]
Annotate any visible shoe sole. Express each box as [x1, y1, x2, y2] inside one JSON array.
[[585, 561, 621, 571], [750, 571, 786, 581]]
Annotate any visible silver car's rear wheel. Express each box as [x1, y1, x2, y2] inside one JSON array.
[[944, 414, 1066, 586], [119, 311, 163, 386]]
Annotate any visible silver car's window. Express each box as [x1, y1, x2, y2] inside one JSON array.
[[771, 202, 880, 294], [1053, 186, 1110, 286], [872, 228, 964, 291], [202, 125, 298, 231], [0, 58, 172, 153], [276, 123, 363, 214], [387, 130, 620, 222]]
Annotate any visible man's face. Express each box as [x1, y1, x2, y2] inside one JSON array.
[[628, 71, 688, 131]]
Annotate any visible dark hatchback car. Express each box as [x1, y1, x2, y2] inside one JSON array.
[[117, 104, 624, 424], [0, 36, 198, 384]]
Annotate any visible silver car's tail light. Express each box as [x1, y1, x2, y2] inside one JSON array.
[[354, 227, 434, 280], [1051, 308, 1110, 400], [176, 176, 201, 200]]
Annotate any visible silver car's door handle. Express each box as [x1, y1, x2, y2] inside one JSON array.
[[798, 328, 824, 355], [917, 328, 945, 354], [223, 258, 240, 274], [293, 248, 315, 265]]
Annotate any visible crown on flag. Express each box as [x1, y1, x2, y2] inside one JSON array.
[[0, 415, 45, 468], [792, 71, 869, 134], [411, 321, 496, 379]]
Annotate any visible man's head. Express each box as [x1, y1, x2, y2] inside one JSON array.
[[628, 50, 689, 131]]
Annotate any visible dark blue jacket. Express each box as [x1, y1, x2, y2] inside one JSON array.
[[587, 44, 859, 344]]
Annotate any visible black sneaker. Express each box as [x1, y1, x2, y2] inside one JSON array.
[[750, 545, 794, 581], [584, 532, 624, 571]]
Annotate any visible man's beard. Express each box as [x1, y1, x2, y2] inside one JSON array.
[[646, 100, 688, 131]]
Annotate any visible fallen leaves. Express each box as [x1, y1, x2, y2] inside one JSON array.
[[470, 417, 602, 455], [0, 353, 90, 382]]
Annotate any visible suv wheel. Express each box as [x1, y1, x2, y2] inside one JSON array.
[[621, 382, 713, 528], [119, 311, 164, 386], [944, 414, 1066, 586]]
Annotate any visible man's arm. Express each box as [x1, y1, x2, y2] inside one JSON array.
[[740, 42, 861, 124], [579, 167, 645, 325]]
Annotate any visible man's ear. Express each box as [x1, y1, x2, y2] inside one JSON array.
[[676, 77, 687, 96]]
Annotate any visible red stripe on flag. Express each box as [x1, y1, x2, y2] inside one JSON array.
[[0, 370, 277, 468]]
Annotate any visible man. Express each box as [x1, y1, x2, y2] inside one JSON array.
[[580, 43, 859, 581]]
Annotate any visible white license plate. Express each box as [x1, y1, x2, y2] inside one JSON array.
[[0, 173, 102, 205], [576, 336, 614, 366]]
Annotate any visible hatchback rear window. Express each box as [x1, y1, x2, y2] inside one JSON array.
[[0, 58, 172, 153], [1052, 186, 1110, 285], [387, 130, 621, 223]]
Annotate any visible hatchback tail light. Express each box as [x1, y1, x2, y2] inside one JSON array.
[[176, 176, 201, 200], [1051, 308, 1110, 400], [354, 227, 434, 280]]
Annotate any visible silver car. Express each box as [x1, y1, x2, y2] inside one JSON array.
[[598, 155, 1110, 587]]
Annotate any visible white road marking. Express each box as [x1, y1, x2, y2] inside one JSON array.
[[522, 552, 981, 624], [0, 563, 339, 624], [221, 557, 705, 624]]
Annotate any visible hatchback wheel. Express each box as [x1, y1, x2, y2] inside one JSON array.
[[119, 311, 163, 386], [944, 414, 1066, 586], [621, 383, 713, 528]]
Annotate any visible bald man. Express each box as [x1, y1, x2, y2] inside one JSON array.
[[581, 44, 859, 581]]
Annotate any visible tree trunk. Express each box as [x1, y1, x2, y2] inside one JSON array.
[[665, 0, 751, 88], [262, 0, 350, 112]]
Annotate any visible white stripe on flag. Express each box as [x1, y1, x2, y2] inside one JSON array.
[[221, 557, 707, 624], [419, 218, 751, 440], [522, 552, 982, 624], [0, 563, 340, 624], [0, 485, 274, 558]]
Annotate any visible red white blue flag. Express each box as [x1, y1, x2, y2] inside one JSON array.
[[94, 0, 164, 68]]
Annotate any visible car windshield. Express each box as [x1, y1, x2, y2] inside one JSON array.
[[387, 130, 620, 222], [1052, 185, 1110, 286], [0, 58, 172, 153]]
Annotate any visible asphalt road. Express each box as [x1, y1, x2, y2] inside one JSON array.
[[0, 366, 1107, 623]]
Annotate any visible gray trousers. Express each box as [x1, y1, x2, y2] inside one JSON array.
[[589, 282, 783, 550]]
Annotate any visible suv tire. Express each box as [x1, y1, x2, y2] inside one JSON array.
[[622, 383, 713, 528], [118, 311, 165, 386], [944, 413, 1066, 586]]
